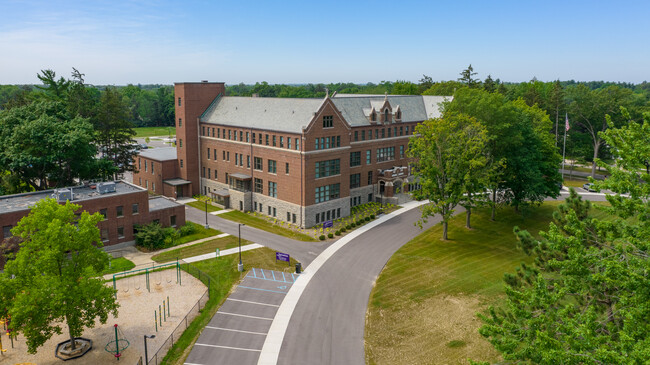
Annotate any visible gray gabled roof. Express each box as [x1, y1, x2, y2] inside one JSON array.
[[199, 94, 451, 133], [201, 96, 324, 133], [330, 95, 452, 127]]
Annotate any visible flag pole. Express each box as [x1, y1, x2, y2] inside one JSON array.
[[562, 113, 568, 181]]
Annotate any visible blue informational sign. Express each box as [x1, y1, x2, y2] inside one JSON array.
[[276, 252, 290, 263], [323, 220, 333, 228]]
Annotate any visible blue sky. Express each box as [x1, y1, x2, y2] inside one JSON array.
[[1, 0, 648, 85]]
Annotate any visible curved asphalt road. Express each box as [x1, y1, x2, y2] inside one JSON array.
[[275, 190, 609, 365]]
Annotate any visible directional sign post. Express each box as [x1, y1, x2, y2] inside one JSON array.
[[276, 252, 290, 265]]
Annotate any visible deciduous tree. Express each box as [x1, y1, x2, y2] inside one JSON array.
[[408, 113, 488, 239], [0, 199, 119, 353]]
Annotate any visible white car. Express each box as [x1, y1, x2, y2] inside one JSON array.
[[582, 183, 597, 192]]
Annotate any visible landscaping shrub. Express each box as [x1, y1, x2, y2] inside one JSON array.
[[356, 220, 363, 226], [179, 222, 197, 236], [335, 230, 341, 236], [370, 214, 375, 219], [351, 222, 356, 228], [365, 216, 370, 222], [328, 232, 334, 238], [134, 222, 166, 250], [346, 225, 351, 230], [319, 235, 326, 241], [341, 227, 347, 232]]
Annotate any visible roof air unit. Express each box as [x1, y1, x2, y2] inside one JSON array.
[[98, 182, 117, 194]]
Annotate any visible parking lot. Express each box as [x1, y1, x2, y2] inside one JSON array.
[[184, 268, 298, 365]]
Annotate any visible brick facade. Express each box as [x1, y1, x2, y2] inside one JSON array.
[[149, 82, 448, 228], [0, 182, 185, 247]]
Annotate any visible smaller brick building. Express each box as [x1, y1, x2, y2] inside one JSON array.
[[0, 181, 185, 248], [133, 147, 192, 199]]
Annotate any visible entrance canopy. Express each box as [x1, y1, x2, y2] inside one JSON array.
[[163, 178, 192, 186]]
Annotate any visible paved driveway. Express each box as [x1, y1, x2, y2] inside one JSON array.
[[184, 269, 299, 365]]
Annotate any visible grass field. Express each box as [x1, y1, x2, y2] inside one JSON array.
[[365, 201, 617, 364], [103, 257, 136, 275], [161, 247, 297, 364], [219, 210, 316, 242], [186, 200, 222, 212], [151, 235, 247, 263], [365, 203, 566, 365], [134, 126, 176, 137], [563, 177, 589, 188]]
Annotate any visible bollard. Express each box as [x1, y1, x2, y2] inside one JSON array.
[[163, 301, 166, 322], [167, 296, 170, 317], [159, 305, 162, 327], [155, 312, 157, 332]]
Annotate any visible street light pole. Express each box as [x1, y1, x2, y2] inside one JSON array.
[[204, 199, 209, 229], [238, 223, 245, 272], [144, 334, 155, 365]]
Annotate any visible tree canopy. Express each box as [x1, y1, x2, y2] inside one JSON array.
[[408, 113, 488, 239], [478, 110, 650, 364], [0, 199, 119, 353]]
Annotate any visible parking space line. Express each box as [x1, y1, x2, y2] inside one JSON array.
[[184, 362, 204, 365], [217, 311, 274, 320], [227, 298, 280, 307], [272, 271, 276, 281], [282, 272, 286, 282], [238, 284, 287, 294], [242, 275, 291, 284], [205, 326, 267, 336], [194, 343, 262, 352], [261, 269, 267, 279]]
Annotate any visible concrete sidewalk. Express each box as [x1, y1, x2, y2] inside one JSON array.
[[104, 235, 261, 280]]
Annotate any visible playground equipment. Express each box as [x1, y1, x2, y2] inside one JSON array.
[[105, 324, 129, 360], [112, 261, 181, 297], [154, 297, 171, 332]]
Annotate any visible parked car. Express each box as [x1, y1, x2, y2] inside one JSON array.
[[140, 144, 149, 149], [582, 183, 597, 192]]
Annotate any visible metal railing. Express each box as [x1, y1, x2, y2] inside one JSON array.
[[135, 261, 217, 365]]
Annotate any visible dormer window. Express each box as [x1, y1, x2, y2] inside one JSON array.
[[384, 109, 389, 123], [371, 112, 376, 122], [323, 115, 333, 128], [396, 110, 401, 120]]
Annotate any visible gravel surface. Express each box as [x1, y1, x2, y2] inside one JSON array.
[[2, 269, 206, 364]]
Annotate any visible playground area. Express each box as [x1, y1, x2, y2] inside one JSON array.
[[0, 266, 206, 364]]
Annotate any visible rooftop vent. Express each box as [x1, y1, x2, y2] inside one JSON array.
[[97, 182, 117, 194], [53, 189, 73, 202], [201, 80, 208, 83]]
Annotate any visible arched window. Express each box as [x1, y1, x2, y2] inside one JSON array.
[[384, 109, 389, 122]]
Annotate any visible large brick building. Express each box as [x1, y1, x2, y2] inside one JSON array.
[[137, 81, 449, 228], [0, 181, 185, 248]]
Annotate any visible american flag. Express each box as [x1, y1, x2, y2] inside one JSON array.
[[565, 113, 570, 132]]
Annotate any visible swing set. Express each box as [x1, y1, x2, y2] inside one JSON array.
[[112, 261, 182, 297]]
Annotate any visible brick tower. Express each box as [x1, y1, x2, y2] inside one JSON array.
[[174, 81, 225, 196]]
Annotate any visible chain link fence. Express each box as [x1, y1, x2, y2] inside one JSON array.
[[136, 261, 216, 365]]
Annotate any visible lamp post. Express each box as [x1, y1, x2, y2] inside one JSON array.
[[204, 199, 209, 229], [238, 223, 245, 272], [144, 334, 155, 365]]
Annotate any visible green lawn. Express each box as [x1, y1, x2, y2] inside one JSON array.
[[174, 222, 222, 245], [161, 247, 297, 365], [563, 177, 589, 188], [151, 235, 246, 263], [219, 210, 316, 242], [365, 204, 565, 365], [365, 201, 617, 364], [134, 126, 176, 138], [186, 200, 222, 212], [103, 257, 135, 275]]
